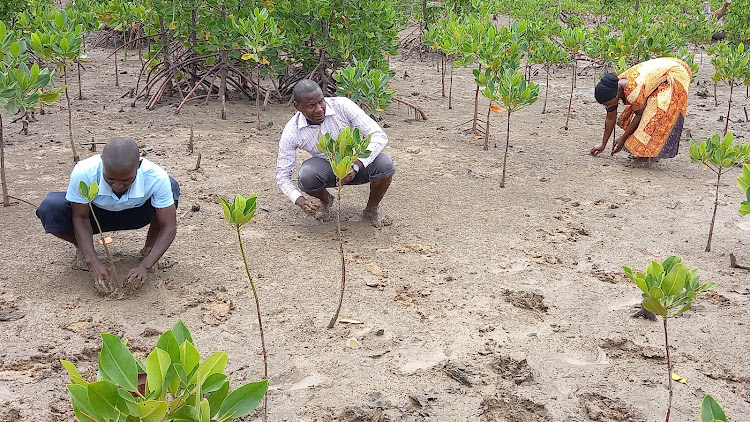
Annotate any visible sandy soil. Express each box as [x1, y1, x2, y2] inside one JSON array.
[[0, 40, 749, 422]]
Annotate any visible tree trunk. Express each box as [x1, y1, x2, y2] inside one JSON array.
[[705, 168, 722, 252], [255, 67, 261, 130], [448, 63, 453, 109], [472, 64, 482, 133], [565, 60, 576, 130], [543, 68, 550, 113], [484, 104, 491, 150], [64, 70, 79, 163], [328, 182, 346, 329], [663, 318, 672, 422], [1, 114, 9, 207], [422, 0, 428, 30], [77, 62, 83, 100], [724, 81, 733, 135], [441, 53, 446, 97], [500, 110, 511, 188], [114, 50, 119, 87]]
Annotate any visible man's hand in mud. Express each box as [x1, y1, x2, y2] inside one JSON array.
[[88, 259, 114, 294], [126, 265, 149, 289], [296, 196, 319, 217]]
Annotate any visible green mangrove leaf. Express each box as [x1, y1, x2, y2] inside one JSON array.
[[99, 334, 139, 393], [217, 379, 269, 420]]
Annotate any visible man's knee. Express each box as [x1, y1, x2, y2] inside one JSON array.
[[298, 160, 330, 192], [36, 192, 72, 234], [368, 154, 396, 182]]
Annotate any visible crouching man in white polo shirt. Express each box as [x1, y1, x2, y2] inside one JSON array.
[[36, 137, 179, 294]]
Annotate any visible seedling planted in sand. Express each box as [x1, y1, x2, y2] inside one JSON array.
[[61, 320, 268, 421], [690, 132, 750, 251], [624, 256, 715, 422], [317, 126, 371, 328], [221, 193, 269, 421], [78, 181, 120, 294]]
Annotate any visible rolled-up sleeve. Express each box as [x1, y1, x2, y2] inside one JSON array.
[[340, 98, 388, 168], [276, 126, 302, 203]]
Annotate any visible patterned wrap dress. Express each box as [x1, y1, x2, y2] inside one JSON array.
[[618, 57, 692, 158]]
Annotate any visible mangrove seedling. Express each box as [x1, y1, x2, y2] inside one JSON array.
[[334, 59, 395, 119], [710, 42, 749, 135], [623, 256, 715, 422], [220, 193, 268, 422], [61, 319, 268, 421], [316, 126, 372, 328], [29, 10, 85, 162], [528, 39, 569, 114], [561, 26, 586, 130], [738, 163, 750, 216], [690, 132, 750, 251], [701, 395, 728, 422], [78, 181, 120, 293], [0, 21, 62, 207], [496, 68, 539, 188]]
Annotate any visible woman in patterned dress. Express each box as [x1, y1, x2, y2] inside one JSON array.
[[590, 57, 692, 164]]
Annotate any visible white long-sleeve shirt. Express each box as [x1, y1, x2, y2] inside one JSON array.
[[275, 97, 389, 203]]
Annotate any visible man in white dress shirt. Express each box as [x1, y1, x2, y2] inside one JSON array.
[[275, 79, 395, 226], [36, 137, 179, 293]]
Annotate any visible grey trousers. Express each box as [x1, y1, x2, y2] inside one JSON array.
[[298, 154, 395, 193]]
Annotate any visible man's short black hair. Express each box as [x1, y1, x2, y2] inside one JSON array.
[[102, 137, 140, 171], [293, 79, 322, 102]]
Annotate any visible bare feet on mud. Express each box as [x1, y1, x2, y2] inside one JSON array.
[[363, 207, 393, 228]]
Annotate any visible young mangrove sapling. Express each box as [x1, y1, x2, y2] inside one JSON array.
[[220, 193, 269, 422], [316, 127, 372, 328], [78, 181, 119, 294], [689, 132, 750, 251], [496, 68, 539, 188], [623, 256, 715, 422]]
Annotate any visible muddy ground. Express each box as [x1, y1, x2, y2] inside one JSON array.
[[0, 39, 749, 421]]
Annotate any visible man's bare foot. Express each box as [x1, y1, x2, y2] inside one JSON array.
[[72, 249, 88, 271], [363, 208, 393, 228], [315, 192, 334, 222]]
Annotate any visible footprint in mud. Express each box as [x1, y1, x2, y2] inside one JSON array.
[[701, 290, 731, 307], [480, 393, 551, 422], [578, 393, 646, 422], [0, 296, 25, 321], [303, 406, 394, 422], [599, 337, 664, 360], [491, 356, 535, 385], [590, 265, 628, 284], [502, 290, 548, 313]]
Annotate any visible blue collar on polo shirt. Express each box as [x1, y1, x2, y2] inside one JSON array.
[[296, 101, 336, 130], [96, 166, 146, 201]]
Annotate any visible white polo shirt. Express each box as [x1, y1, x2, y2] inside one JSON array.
[[65, 155, 174, 211]]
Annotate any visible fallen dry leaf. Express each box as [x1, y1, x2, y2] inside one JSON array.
[[338, 318, 364, 325], [347, 337, 361, 349], [97, 235, 114, 245], [671, 372, 688, 386]]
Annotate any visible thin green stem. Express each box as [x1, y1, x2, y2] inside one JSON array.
[[236, 227, 268, 422], [88, 203, 119, 287], [663, 318, 672, 422], [328, 181, 346, 329]]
